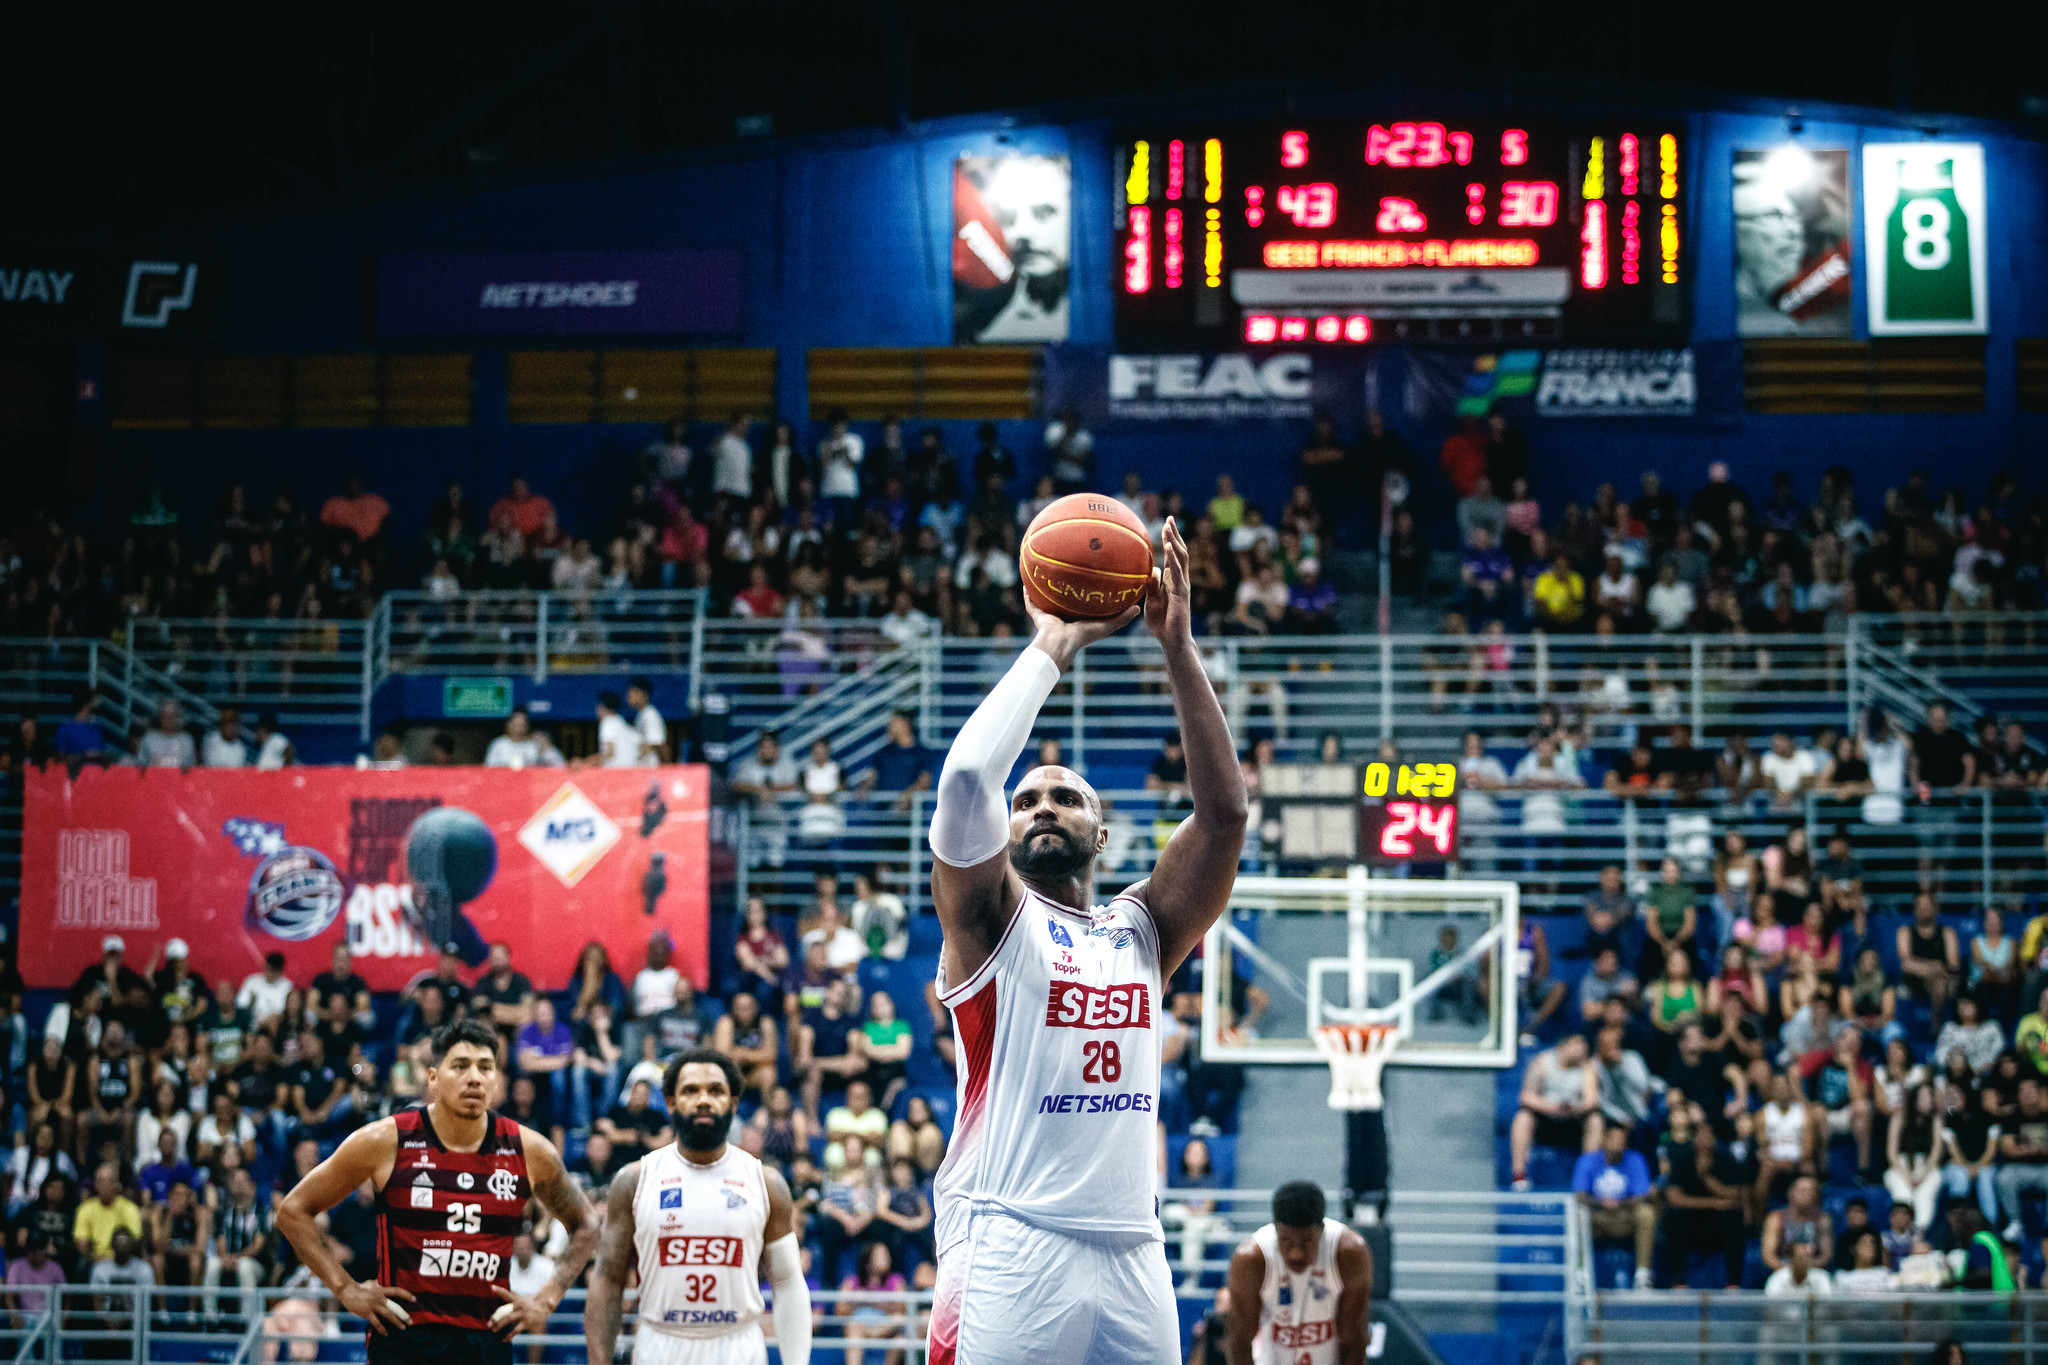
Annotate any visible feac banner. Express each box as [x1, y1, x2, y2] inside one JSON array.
[[376, 251, 743, 338], [1862, 143, 1988, 336], [20, 765, 709, 993]]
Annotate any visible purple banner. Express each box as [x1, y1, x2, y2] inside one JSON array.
[[376, 251, 742, 337]]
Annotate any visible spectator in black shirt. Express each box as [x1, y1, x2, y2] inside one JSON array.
[[595, 1080, 672, 1170], [1666, 1023, 1746, 1126], [472, 942, 535, 1047], [72, 936, 149, 1017], [325, 1181, 379, 1280], [285, 1032, 347, 1149], [570, 1133, 614, 1192], [1911, 702, 1976, 794], [228, 1032, 288, 1151], [1147, 730, 1190, 812], [152, 939, 211, 1029], [11, 1178, 80, 1280], [1660, 1122, 1747, 1288], [408, 948, 471, 1021], [309, 945, 373, 1029], [505, 1075, 561, 1151], [1650, 726, 1713, 802], [81, 1023, 139, 1171], [311, 993, 367, 1070], [1985, 721, 2043, 792], [396, 981, 449, 1049]]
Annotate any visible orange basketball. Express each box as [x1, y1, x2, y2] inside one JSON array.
[[1019, 493, 1154, 620]]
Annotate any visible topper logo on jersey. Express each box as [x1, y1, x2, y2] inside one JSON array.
[[488, 1167, 520, 1200], [1043, 981, 1151, 1030], [419, 1247, 502, 1280], [657, 1235, 745, 1267]]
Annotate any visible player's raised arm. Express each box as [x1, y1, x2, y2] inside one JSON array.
[[274, 1119, 416, 1335], [758, 1166, 813, 1365], [1224, 1238, 1266, 1365], [492, 1127, 598, 1337], [1134, 516, 1249, 976], [584, 1160, 641, 1364], [928, 597, 1138, 984], [1335, 1230, 1375, 1365]]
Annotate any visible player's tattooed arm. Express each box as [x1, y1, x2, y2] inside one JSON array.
[[527, 1132, 600, 1305], [585, 1161, 642, 1364]]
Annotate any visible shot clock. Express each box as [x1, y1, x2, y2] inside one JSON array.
[[1357, 760, 1461, 864], [1115, 120, 1685, 345]]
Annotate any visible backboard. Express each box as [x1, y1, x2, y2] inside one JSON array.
[[1197, 870, 1520, 1068]]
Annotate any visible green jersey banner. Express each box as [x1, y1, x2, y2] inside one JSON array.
[[1862, 142, 1988, 336]]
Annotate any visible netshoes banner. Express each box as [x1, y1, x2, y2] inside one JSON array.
[[19, 766, 709, 993]]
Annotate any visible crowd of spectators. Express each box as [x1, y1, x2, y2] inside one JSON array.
[[1410, 426, 2048, 636]]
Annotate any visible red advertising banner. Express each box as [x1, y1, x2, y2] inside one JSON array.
[[19, 765, 709, 993]]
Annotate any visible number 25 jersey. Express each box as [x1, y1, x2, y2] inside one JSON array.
[[934, 886, 1164, 1252]]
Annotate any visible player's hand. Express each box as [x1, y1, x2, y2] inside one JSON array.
[[1025, 600, 1142, 670], [1144, 516, 1192, 646], [337, 1280, 414, 1335], [490, 1285, 553, 1337]]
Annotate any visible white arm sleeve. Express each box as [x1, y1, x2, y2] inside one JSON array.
[[765, 1232, 811, 1365], [927, 646, 1061, 867]]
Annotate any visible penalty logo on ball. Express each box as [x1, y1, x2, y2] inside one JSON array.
[[222, 817, 347, 942]]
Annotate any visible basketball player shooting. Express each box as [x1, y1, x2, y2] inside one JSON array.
[[585, 1048, 811, 1365], [1226, 1181, 1373, 1365], [925, 515, 1247, 1365], [275, 1020, 597, 1365]]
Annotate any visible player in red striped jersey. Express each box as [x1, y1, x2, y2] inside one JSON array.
[[277, 1019, 598, 1364]]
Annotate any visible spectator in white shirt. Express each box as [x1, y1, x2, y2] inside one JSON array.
[[1763, 1240, 1833, 1297], [628, 678, 667, 765], [799, 739, 846, 842], [507, 1230, 556, 1302], [1227, 504, 1279, 561], [1645, 561, 1697, 632], [594, 692, 643, 769], [817, 411, 864, 504], [1512, 734, 1585, 836], [252, 713, 294, 770], [802, 896, 866, 972], [136, 701, 197, 768], [483, 709, 565, 770], [551, 539, 602, 593], [879, 590, 935, 649], [1759, 731, 1822, 808], [201, 709, 250, 768], [711, 415, 754, 500], [237, 953, 295, 1032], [1114, 469, 1148, 521], [849, 872, 909, 960]]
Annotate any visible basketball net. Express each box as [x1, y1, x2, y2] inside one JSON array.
[[1315, 1023, 1400, 1112]]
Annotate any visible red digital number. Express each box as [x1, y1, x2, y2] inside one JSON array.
[[1375, 197, 1426, 233], [1276, 183, 1336, 228], [1501, 130, 1529, 165], [1380, 802, 1418, 857], [1124, 207, 1151, 294], [1581, 200, 1609, 289], [1243, 186, 1265, 227], [1417, 803, 1456, 853], [1497, 181, 1558, 227], [1366, 122, 1463, 168], [1281, 130, 1309, 167], [1449, 130, 1473, 164]]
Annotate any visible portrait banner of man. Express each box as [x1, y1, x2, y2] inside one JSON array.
[[954, 153, 1071, 344], [1732, 146, 1852, 337]]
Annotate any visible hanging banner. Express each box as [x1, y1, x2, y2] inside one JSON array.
[[954, 154, 1072, 344], [1732, 146, 1853, 337], [376, 251, 742, 338], [19, 765, 709, 992], [1862, 143, 1988, 336]]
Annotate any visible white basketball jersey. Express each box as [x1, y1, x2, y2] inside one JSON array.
[[933, 885, 1164, 1251], [1251, 1219, 1348, 1365], [631, 1143, 768, 1341]]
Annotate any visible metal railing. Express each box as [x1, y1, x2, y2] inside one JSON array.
[[1569, 1288, 2048, 1360], [376, 588, 707, 680], [125, 613, 357, 734], [732, 783, 2046, 919], [1851, 611, 2048, 732], [705, 616, 932, 764]]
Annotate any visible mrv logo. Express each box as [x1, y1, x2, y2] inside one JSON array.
[[517, 782, 621, 888], [1107, 353, 1313, 420]]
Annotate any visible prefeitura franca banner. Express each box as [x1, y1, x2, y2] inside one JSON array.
[[19, 765, 709, 993]]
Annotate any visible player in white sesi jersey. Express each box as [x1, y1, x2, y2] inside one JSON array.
[[586, 1050, 812, 1365], [924, 516, 1248, 1365], [1226, 1182, 1374, 1365]]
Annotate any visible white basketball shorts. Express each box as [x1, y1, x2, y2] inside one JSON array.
[[927, 1208, 1179, 1365], [631, 1323, 767, 1365]]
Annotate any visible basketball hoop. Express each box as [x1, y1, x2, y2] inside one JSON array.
[[1315, 1023, 1400, 1112]]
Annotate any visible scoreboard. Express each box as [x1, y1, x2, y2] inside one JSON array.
[[1114, 120, 1686, 345], [1263, 760, 1462, 865]]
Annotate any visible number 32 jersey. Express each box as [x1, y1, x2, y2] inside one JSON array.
[[934, 886, 1164, 1252], [631, 1143, 768, 1339]]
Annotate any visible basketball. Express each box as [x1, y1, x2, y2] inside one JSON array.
[[1018, 493, 1154, 620]]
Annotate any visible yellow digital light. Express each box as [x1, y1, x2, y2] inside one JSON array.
[[1582, 137, 1605, 201], [1659, 134, 1679, 200], [1203, 138, 1223, 204], [1125, 141, 1151, 206], [1660, 203, 1680, 283], [1204, 207, 1222, 286]]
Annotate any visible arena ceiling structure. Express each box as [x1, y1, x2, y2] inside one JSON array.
[[6, 0, 2042, 235]]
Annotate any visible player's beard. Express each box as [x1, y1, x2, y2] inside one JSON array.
[[680, 1109, 732, 1151], [1010, 824, 1091, 879]]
